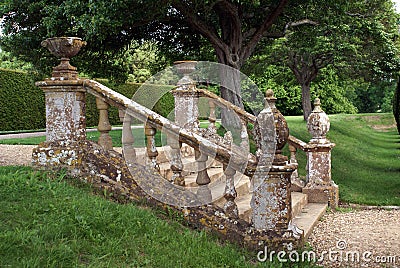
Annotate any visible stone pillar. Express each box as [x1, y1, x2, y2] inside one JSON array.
[[172, 61, 200, 129], [251, 90, 299, 233], [35, 37, 87, 143], [302, 98, 339, 208], [37, 81, 86, 142], [33, 37, 87, 170]]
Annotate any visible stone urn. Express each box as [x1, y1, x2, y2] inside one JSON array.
[[41, 37, 86, 79], [174, 60, 197, 87]]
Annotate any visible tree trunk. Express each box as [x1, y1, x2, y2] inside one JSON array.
[[215, 48, 244, 133], [301, 82, 312, 121]]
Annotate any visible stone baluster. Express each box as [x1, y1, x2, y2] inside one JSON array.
[[223, 164, 238, 218], [119, 109, 136, 163], [289, 143, 304, 192], [168, 134, 184, 185], [96, 97, 113, 150], [195, 148, 211, 186], [195, 145, 212, 204], [251, 90, 300, 238], [302, 98, 338, 208], [144, 123, 160, 173]]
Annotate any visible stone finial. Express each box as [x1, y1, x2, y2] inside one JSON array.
[[265, 89, 276, 108], [264, 89, 289, 165], [307, 98, 330, 143], [174, 60, 197, 88], [41, 37, 86, 80]]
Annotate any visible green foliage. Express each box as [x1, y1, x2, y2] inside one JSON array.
[[0, 69, 174, 131], [0, 68, 45, 131], [311, 68, 358, 114], [246, 64, 357, 115], [0, 50, 33, 71], [125, 41, 168, 83], [352, 80, 396, 113]]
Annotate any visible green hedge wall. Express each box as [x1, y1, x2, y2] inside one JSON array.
[[86, 80, 175, 127], [0, 68, 45, 131], [0, 69, 175, 131]]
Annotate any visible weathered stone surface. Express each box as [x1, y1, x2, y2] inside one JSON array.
[[303, 182, 339, 208], [307, 98, 330, 144], [36, 81, 86, 142], [32, 139, 302, 251], [41, 37, 86, 80]]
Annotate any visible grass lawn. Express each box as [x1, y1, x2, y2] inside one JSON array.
[[0, 166, 313, 267], [286, 113, 400, 206]]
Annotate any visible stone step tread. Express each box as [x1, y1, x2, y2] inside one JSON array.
[[292, 203, 327, 240], [212, 177, 251, 206], [235, 192, 311, 222]]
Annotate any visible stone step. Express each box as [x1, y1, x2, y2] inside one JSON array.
[[158, 155, 221, 181], [292, 203, 327, 240], [235, 192, 312, 222], [291, 192, 308, 218]]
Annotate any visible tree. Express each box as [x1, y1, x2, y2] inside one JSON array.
[[0, 1, 324, 107], [1, 0, 399, 120], [248, 0, 400, 119]]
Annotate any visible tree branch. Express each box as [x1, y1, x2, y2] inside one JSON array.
[[265, 19, 319, 38], [171, 0, 227, 53], [240, 0, 288, 62]]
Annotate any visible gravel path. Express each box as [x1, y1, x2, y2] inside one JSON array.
[[1, 144, 399, 267]]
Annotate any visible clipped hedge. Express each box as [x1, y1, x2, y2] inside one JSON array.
[[0, 69, 175, 131], [86, 80, 175, 127], [0, 68, 45, 131]]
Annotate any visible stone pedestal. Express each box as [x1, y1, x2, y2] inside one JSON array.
[[303, 143, 338, 207], [303, 98, 338, 208], [171, 89, 200, 129], [36, 80, 86, 143], [251, 164, 296, 230]]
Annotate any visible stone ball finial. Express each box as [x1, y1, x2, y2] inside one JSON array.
[[264, 89, 276, 109], [265, 89, 274, 98], [307, 98, 330, 143]]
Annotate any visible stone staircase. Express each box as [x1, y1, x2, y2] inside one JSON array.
[[131, 145, 327, 240]]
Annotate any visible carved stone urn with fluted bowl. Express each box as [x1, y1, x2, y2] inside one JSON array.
[[41, 37, 86, 80]]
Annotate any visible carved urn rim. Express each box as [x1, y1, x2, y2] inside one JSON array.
[[41, 36, 87, 59], [174, 60, 197, 75]]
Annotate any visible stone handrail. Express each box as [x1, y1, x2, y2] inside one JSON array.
[[287, 135, 308, 151], [82, 79, 258, 175], [196, 88, 257, 125]]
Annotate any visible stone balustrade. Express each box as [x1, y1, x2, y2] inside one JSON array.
[[31, 37, 338, 251]]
